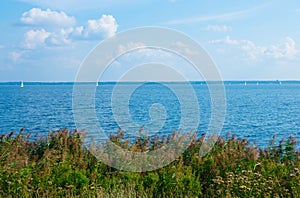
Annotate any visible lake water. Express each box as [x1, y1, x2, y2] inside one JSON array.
[[0, 81, 299, 147]]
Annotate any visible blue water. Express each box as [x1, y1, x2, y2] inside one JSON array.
[[0, 81, 299, 147]]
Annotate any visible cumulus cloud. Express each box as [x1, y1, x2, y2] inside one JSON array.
[[239, 40, 267, 60], [210, 36, 298, 60], [71, 26, 84, 37], [206, 25, 232, 32], [19, 9, 118, 49], [22, 27, 77, 48], [84, 14, 118, 38], [266, 37, 298, 59], [22, 29, 51, 49], [50, 28, 73, 45], [21, 8, 76, 28]]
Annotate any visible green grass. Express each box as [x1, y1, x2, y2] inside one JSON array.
[[0, 128, 299, 197]]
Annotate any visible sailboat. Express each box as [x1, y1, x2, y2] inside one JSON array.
[[276, 80, 282, 85], [244, 81, 247, 86], [96, 81, 98, 87], [20, 81, 24, 88]]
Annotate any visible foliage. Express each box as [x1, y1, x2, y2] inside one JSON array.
[[0, 129, 299, 197]]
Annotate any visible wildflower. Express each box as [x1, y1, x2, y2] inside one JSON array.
[[254, 172, 261, 177], [226, 172, 234, 177]]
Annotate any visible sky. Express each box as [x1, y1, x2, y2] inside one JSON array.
[[0, 0, 300, 81]]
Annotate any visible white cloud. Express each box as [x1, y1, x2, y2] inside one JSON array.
[[19, 10, 118, 49], [50, 28, 73, 45], [111, 42, 174, 65], [284, 37, 298, 59], [22, 29, 51, 49], [21, 28, 74, 49], [209, 36, 238, 45], [115, 42, 162, 60], [72, 26, 84, 37], [20, 8, 76, 48], [10, 51, 26, 63], [206, 25, 232, 32], [84, 15, 118, 38], [210, 36, 298, 61], [61, 14, 118, 40], [117, 42, 146, 55], [0, 45, 5, 49], [22, 14, 118, 49], [114, 41, 198, 64], [239, 40, 267, 60], [265, 37, 298, 59], [166, 3, 269, 25], [173, 41, 198, 55], [21, 8, 75, 28]]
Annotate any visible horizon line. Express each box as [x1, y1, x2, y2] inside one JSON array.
[[1, 80, 300, 83]]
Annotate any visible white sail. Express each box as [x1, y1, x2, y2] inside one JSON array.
[[20, 81, 24, 88]]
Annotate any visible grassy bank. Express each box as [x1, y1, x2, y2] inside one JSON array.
[[0, 129, 299, 197]]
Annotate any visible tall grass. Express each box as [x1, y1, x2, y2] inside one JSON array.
[[0, 129, 299, 197]]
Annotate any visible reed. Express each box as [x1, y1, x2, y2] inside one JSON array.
[[0, 128, 299, 197]]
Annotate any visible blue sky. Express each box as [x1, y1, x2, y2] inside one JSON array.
[[0, 0, 299, 81]]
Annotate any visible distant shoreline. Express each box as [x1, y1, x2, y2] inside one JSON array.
[[1, 80, 300, 85]]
